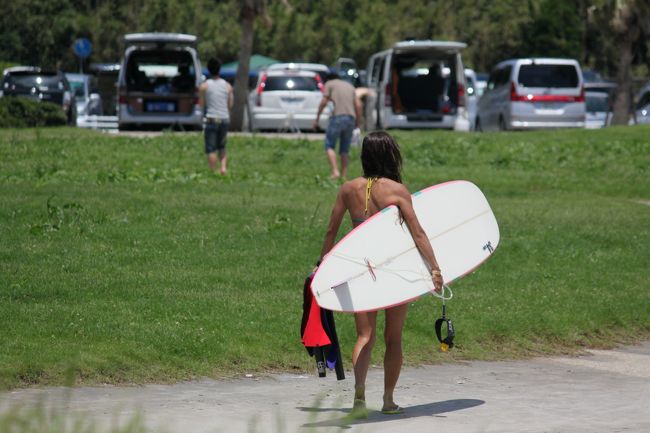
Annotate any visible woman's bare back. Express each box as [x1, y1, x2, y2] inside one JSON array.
[[341, 177, 401, 226]]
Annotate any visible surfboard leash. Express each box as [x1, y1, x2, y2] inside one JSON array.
[[433, 284, 455, 352]]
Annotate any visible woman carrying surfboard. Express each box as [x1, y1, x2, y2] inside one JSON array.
[[316, 131, 443, 417]]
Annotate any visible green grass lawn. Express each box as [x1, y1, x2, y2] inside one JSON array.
[[0, 126, 649, 390]]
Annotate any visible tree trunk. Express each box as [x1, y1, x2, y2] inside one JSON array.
[[610, 1, 641, 125], [611, 35, 634, 125], [231, 3, 256, 131]]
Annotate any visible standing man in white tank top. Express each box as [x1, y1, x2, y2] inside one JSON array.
[[199, 58, 233, 175]]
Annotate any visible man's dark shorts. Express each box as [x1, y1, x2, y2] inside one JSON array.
[[325, 115, 355, 155], [204, 121, 229, 153]]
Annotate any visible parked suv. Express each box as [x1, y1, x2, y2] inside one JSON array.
[[247, 69, 328, 132], [364, 40, 470, 130], [1, 66, 76, 124], [117, 33, 203, 130], [476, 58, 585, 131]]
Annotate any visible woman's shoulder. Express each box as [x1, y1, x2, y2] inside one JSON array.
[[376, 177, 408, 192], [341, 177, 366, 189]]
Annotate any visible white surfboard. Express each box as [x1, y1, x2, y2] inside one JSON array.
[[311, 180, 499, 312]]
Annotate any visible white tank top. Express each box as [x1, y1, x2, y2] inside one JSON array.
[[205, 78, 230, 120]]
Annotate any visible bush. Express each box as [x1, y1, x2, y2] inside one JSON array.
[[0, 97, 67, 128]]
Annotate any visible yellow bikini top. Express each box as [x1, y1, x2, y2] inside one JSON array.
[[364, 177, 378, 216]]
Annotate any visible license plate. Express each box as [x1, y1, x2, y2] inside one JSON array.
[[535, 109, 564, 115], [534, 102, 565, 109], [281, 97, 304, 104], [146, 101, 176, 112]]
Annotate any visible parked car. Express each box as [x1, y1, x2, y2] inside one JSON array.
[[582, 69, 604, 83], [634, 82, 650, 125], [334, 57, 363, 87], [65, 73, 104, 127], [117, 33, 203, 130], [465, 68, 478, 130], [247, 69, 328, 132], [1, 66, 76, 124], [89, 63, 121, 116], [476, 58, 585, 131], [364, 40, 470, 131], [584, 81, 616, 129], [474, 72, 488, 97]]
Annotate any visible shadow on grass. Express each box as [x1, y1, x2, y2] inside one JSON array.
[[299, 398, 485, 428]]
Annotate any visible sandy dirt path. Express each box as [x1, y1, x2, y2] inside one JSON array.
[[2, 341, 649, 433]]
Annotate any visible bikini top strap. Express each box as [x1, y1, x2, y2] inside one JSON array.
[[364, 177, 378, 216]]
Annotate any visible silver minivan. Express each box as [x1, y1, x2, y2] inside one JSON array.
[[117, 33, 203, 130], [364, 40, 470, 131], [476, 58, 585, 131]]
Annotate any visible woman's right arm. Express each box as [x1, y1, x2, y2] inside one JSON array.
[[385, 185, 443, 292]]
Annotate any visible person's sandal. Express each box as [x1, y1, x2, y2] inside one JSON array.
[[381, 405, 404, 415]]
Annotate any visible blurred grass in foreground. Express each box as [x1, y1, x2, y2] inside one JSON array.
[[0, 126, 648, 390]]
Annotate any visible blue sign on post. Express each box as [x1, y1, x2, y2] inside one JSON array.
[[73, 38, 92, 59], [73, 38, 92, 73]]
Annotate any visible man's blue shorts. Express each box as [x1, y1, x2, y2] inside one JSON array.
[[204, 120, 229, 153], [325, 115, 355, 155]]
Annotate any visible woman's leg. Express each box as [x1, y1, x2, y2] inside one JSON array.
[[382, 303, 409, 411], [352, 311, 377, 404]]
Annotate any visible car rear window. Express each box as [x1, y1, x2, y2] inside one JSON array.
[[518, 64, 579, 88], [586, 94, 609, 112], [125, 50, 196, 93], [5, 73, 63, 90], [264, 76, 318, 91]]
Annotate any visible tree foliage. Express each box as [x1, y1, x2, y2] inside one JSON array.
[[2, 0, 648, 125], [1, 0, 647, 77]]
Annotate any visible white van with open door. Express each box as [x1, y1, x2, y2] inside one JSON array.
[[117, 33, 203, 130], [365, 40, 470, 130]]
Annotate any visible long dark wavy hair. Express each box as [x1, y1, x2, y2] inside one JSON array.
[[361, 131, 403, 183]]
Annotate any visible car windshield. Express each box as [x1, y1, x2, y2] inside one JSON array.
[[518, 64, 579, 88], [5, 72, 63, 90], [126, 50, 196, 93], [68, 80, 86, 98], [586, 94, 609, 112], [264, 76, 318, 91]]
